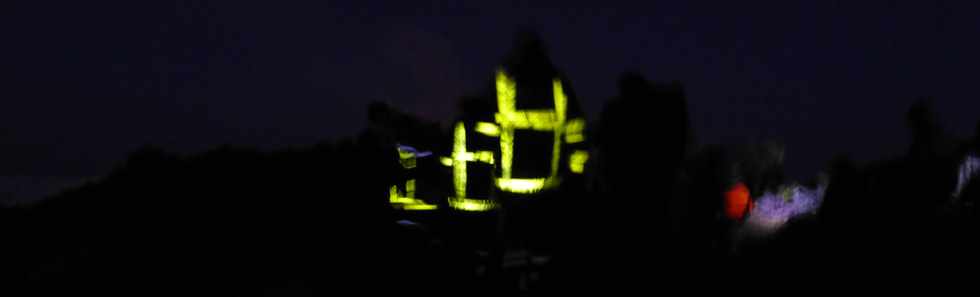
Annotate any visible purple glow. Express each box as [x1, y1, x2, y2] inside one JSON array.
[[397, 144, 433, 158], [745, 184, 825, 233], [953, 155, 980, 198]]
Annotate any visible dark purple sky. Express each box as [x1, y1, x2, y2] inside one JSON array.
[[2, 1, 979, 191]]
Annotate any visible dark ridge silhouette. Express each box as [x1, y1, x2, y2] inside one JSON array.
[[0, 136, 467, 295]]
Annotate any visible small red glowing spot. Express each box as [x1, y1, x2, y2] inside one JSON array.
[[725, 182, 752, 220]]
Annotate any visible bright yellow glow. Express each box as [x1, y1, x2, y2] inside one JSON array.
[[406, 179, 415, 197], [390, 199, 438, 210], [492, 70, 576, 193], [397, 147, 416, 169], [448, 122, 497, 211], [440, 157, 453, 167], [401, 204, 439, 210], [494, 111, 558, 131], [390, 185, 404, 202], [390, 181, 439, 211], [496, 178, 547, 194], [565, 118, 586, 143], [569, 150, 589, 174], [553, 79, 567, 123], [388, 186, 402, 204], [453, 123, 468, 201], [496, 70, 517, 114], [550, 78, 566, 179], [564, 118, 586, 134], [496, 70, 517, 183], [390, 196, 421, 204], [448, 196, 496, 212], [390, 145, 439, 210], [475, 122, 500, 136], [474, 151, 494, 165]]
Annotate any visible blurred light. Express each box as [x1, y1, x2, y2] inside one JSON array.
[[496, 178, 550, 194], [397, 148, 416, 169], [389, 146, 439, 211], [569, 150, 589, 174], [745, 184, 825, 231], [396, 144, 433, 169], [725, 182, 752, 220], [448, 122, 497, 211], [397, 144, 432, 157], [475, 122, 500, 136], [390, 181, 439, 211], [565, 118, 586, 144], [495, 111, 558, 131], [495, 69, 517, 188], [448, 196, 496, 212], [453, 123, 469, 203], [953, 155, 980, 199], [402, 204, 439, 211], [475, 151, 494, 165], [493, 69, 579, 193]]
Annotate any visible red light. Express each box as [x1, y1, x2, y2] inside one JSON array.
[[725, 182, 752, 220]]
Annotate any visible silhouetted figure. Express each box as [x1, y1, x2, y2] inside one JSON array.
[[440, 31, 592, 294], [903, 98, 957, 209], [494, 32, 592, 294], [680, 146, 729, 257], [494, 30, 589, 189], [563, 72, 689, 292], [907, 98, 941, 159], [814, 155, 872, 259], [596, 73, 688, 230], [844, 99, 961, 263]]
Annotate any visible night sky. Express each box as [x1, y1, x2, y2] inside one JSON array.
[[3, 1, 979, 202]]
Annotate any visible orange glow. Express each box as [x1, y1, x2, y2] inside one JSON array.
[[725, 182, 753, 220]]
